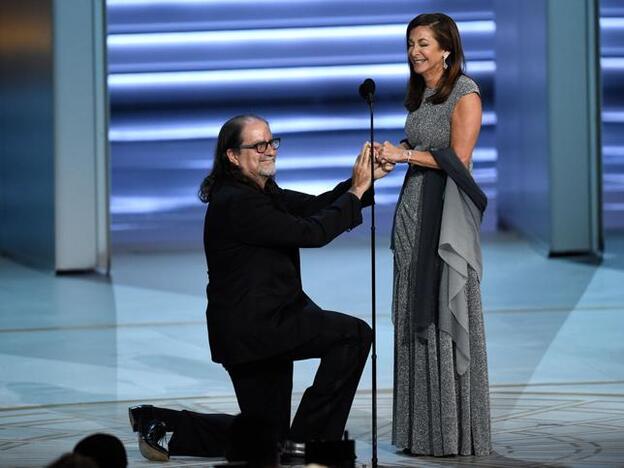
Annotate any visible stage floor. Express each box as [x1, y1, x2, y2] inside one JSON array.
[[1, 231, 624, 466]]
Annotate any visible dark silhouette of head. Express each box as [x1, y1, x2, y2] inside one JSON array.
[[47, 452, 98, 468], [73, 433, 128, 468]]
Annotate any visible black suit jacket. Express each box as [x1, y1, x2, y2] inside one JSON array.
[[203, 177, 369, 365]]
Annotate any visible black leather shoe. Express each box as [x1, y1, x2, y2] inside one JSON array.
[[138, 420, 169, 462], [128, 405, 154, 433]]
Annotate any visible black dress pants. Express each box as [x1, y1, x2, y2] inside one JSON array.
[[152, 408, 234, 457], [156, 310, 372, 457]]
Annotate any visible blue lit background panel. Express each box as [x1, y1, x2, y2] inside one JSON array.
[[106, 0, 494, 33], [107, 24, 494, 75], [106, 0, 622, 250], [602, 1, 624, 230], [106, 0, 495, 250]]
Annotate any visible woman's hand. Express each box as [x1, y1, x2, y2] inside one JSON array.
[[375, 141, 407, 164]]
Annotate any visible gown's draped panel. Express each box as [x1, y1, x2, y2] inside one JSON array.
[[391, 75, 491, 456]]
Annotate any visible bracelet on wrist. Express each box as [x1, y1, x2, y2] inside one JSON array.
[[406, 150, 413, 164]]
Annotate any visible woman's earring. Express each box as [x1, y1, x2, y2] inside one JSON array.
[[442, 52, 450, 70]]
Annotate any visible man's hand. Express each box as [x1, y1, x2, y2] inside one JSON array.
[[349, 142, 373, 199], [373, 157, 395, 180]]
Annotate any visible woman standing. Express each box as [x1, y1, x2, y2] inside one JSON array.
[[377, 13, 491, 456]]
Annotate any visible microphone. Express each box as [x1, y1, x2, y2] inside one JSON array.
[[358, 75, 378, 468], [358, 78, 376, 103]]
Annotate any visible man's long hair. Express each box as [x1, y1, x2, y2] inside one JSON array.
[[198, 114, 268, 203], [404, 13, 466, 112]]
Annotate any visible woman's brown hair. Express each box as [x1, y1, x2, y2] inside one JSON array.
[[404, 13, 466, 112]]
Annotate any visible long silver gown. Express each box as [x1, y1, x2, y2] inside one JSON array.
[[391, 75, 492, 456]]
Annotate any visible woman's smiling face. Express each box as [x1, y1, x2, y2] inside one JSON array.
[[407, 25, 447, 80]]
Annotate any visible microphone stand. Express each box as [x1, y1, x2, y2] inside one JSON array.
[[365, 92, 378, 468]]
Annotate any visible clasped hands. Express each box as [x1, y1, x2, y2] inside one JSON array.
[[349, 141, 396, 199], [355, 140, 410, 172], [373, 141, 410, 165]]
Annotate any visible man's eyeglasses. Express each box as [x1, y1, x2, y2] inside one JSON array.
[[238, 138, 281, 153]]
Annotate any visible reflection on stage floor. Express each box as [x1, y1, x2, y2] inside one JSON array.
[[1, 231, 624, 467]]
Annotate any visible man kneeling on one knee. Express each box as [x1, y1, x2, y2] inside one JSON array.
[[129, 114, 394, 462]]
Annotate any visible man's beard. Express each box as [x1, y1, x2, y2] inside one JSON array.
[[259, 161, 276, 177]]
